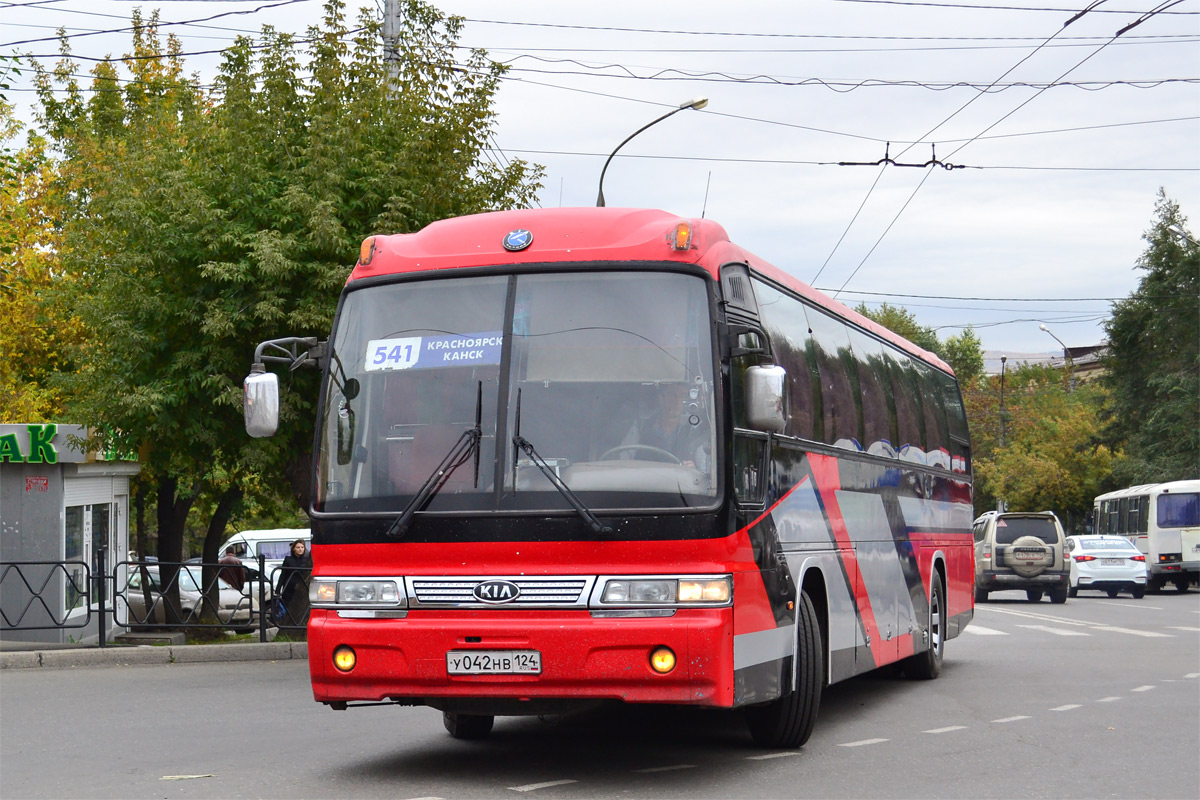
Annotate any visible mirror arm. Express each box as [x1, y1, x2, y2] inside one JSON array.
[[724, 323, 772, 359], [251, 337, 326, 372]]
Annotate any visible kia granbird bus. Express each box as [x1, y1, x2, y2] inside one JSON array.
[[243, 207, 974, 748]]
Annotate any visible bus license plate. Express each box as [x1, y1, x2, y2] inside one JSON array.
[[1102, 558, 1124, 566], [447, 650, 542, 675]]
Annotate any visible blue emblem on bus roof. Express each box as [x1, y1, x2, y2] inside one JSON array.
[[502, 229, 533, 251]]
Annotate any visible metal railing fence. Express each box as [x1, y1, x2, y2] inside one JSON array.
[[0, 552, 310, 645]]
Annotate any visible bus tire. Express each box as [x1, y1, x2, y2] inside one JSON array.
[[443, 712, 494, 740], [1175, 578, 1190, 592], [905, 575, 944, 680], [745, 591, 822, 749]]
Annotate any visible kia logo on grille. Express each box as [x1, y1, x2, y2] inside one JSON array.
[[473, 580, 521, 604]]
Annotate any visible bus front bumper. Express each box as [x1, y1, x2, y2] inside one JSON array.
[[308, 608, 734, 711]]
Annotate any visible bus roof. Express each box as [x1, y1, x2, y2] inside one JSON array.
[[350, 207, 952, 374], [1094, 480, 1200, 502]]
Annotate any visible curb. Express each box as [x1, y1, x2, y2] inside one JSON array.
[[0, 641, 308, 670]]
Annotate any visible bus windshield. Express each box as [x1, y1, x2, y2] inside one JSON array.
[[315, 270, 717, 514]]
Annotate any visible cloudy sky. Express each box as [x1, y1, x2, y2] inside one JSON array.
[[4, 0, 1198, 357]]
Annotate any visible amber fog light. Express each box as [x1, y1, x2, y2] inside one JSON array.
[[649, 646, 676, 674], [333, 645, 357, 673]]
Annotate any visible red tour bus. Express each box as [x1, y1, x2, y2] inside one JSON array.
[[244, 207, 974, 748]]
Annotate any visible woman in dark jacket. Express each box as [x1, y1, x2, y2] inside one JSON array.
[[275, 539, 312, 624]]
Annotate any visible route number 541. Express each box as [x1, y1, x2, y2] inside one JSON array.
[[364, 337, 421, 371]]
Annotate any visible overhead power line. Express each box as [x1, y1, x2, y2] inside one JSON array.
[[830, 0, 1196, 13]]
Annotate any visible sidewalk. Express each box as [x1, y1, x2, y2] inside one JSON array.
[[0, 639, 308, 670]]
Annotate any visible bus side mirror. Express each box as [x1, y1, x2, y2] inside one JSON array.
[[244, 369, 280, 438], [745, 365, 786, 433]]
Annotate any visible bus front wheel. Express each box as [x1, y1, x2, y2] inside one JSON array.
[[443, 712, 494, 740], [745, 591, 822, 749]]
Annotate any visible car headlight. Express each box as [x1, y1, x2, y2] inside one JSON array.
[[310, 578, 405, 608], [595, 576, 732, 607]]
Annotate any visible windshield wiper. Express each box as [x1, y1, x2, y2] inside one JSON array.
[[384, 382, 483, 538], [512, 388, 611, 535]]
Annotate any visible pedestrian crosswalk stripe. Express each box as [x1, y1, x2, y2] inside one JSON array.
[[1094, 626, 1171, 638]]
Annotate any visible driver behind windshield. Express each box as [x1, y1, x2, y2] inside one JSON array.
[[619, 382, 710, 470]]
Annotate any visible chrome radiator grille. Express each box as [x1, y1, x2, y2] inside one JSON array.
[[406, 576, 595, 608]]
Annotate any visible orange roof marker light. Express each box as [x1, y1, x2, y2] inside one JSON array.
[[359, 236, 377, 268], [670, 222, 693, 251]]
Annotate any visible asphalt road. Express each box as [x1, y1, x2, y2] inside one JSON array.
[[2, 589, 1197, 800]]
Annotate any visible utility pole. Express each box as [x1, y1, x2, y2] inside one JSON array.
[[382, 0, 400, 82], [997, 355, 1007, 514]]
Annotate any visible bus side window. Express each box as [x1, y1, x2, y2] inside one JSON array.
[[754, 280, 818, 441], [807, 307, 860, 451], [915, 362, 950, 470], [938, 371, 970, 474], [1139, 496, 1149, 532], [848, 328, 895, 458]]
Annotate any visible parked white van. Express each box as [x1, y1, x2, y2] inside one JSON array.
[[219, 528, 311, 583]]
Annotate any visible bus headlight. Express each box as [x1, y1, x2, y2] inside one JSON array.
[[595, 576, 732, 607], [678, 578, 731, 603], [310, 578, 406, 608]]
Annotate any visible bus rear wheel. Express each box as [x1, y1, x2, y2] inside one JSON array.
[[443, 712, 494, 740], [745, 591, 822, 749], [905, 576, 944, 680]]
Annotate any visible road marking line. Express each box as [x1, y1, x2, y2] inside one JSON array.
[[1016, 624, 1089, 637], [1051, 704, 1081, 711], [1104, 601, 1160, 609], [1131, 685, 1156, 692], [746, 752, 800, 761], [978, 607, 1089, 626], [963, 625, 1008, 635], [993, 715, 1031, 723], [405, 797, 445, 800], [1167, 626, 1200, 632], [1093, 626, 1172, 638], [633, 765, 696, 773], [510, 780, 579, 792], [839, 738, 889, 747], [923, 725, 967, 734], [1185, 673, 1200, 679], [1096, 696, 1123, 703]]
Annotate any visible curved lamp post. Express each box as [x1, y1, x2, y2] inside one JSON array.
[[1039, 323, 1074, 391], [596, 96, 709, 208]]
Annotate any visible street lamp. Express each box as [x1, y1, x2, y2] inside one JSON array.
[[1039, 323, 1074, 391], [596, 96, 709, 208]]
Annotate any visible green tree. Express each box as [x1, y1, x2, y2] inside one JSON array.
[[940, 327, 984, 387], [0, 109, 81, 421], [1102, 191, 1200, 484], [965, 364, 1117, 528], [34, 1, 542, 608]]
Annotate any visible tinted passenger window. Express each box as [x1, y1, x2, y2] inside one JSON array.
[[754, 281, 818, 441], [889, 353, 926, 464], [915, 362, 950, 469], [807, 307, 861, 450], [848, 328, 895, 458]]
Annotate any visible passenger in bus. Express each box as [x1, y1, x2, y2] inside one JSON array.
[[618, 382, 710, 471]]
